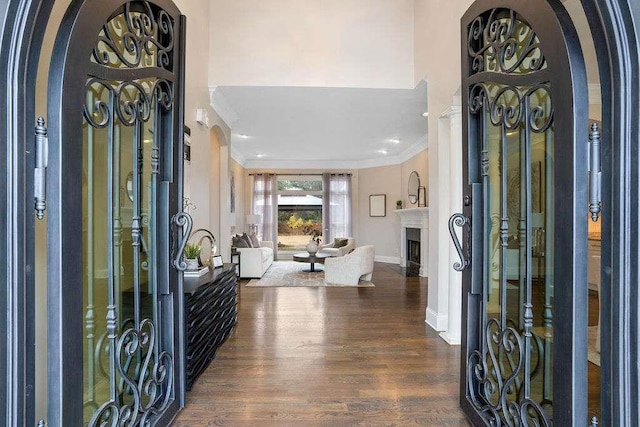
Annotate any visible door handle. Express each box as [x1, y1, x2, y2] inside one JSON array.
[[449, 213, 470, 271], [171, 212, 193, 271]]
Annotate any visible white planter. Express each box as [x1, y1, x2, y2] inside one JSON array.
[[186, 258, 199, 270]]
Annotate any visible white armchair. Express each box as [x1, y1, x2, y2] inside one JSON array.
[[320, 237, 355, 257], [324, 245, 375, 285]]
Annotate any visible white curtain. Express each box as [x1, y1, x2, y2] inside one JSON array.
[[322, 173, 352, 243], [252, 173, 278, 259]]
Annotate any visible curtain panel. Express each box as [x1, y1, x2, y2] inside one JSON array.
[[252, 173, 278, 260], [322, 173, 352, 244]]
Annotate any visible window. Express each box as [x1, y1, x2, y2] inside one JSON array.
[[277, 176, 323, 254]]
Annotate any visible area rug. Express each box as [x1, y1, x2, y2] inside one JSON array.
[[245, 261, 374, 287]]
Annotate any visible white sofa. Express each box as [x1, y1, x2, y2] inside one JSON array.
[[237, 241, 274, 278], [324, 245, 375, 285], [320, 237, 355, 257]]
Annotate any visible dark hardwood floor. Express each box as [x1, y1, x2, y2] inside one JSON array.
[[173, 262, 470, 426]]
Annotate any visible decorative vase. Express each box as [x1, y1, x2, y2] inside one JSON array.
[[306, 240, 318, 255], [186, 258, 199, 270]]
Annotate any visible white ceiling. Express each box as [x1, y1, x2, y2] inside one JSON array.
[[215, 81, 428, 169]]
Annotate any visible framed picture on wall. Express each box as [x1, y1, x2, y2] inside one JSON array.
[[369, 194, 386, 217], [418, 186, 426, 207]]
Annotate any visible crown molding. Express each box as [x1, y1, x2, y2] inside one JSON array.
[[209, 86, 239, 128], [230, 144, 248, 167], [440, 105, 462, 119], [240, 135, 427, 170]]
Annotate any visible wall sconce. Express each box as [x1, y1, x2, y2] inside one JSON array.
[[196, 108, 210, 128]]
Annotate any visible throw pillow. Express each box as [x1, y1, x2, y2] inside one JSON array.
[[241, 232, 254, 248], [232, 235, 249, 248], [334, 238, 349, 248], [248, 232, 260, 248]]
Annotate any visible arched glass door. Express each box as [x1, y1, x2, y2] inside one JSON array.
[[456, 1, 588, 425], [46, 1, 187, 424]]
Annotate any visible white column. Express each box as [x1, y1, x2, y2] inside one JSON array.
[[399, 226, 407, 267], [419, 225, 429, 277], [440, 105, 463, 345], [426, 111, 452, 331]]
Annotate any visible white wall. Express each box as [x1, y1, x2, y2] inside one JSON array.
[[400, 149, 428, 209], [175, 0, 235, 263], [414, 0, 473, 336], [208, 0, 415, 88], [357, 165, 402, 263]]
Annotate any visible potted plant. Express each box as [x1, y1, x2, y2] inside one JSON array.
[[184, 243, 201, 270]]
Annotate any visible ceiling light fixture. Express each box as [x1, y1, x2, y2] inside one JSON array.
[[238, 134, 250, 139], [256, 153, 265, 158], [378, 149, 388, 155], [422, 112, 429, 117], [389, 138, 401, 144]]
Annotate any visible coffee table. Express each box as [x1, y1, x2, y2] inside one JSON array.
[[292, 252, 331, 272]]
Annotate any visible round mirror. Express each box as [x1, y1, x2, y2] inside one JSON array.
[[408, 171, 420, 204]]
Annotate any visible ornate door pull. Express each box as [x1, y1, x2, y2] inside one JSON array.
[[172, 212, 193, 271], [449, 213, 470, 271]]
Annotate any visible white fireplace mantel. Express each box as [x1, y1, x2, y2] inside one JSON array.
[[395, 207, 429, 277]]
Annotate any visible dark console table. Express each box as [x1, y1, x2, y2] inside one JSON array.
[[184, 264, 238, 390]]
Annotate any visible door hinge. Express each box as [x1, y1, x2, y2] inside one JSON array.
[[588, 122, 601, 222], [34, 117, 48, 220]]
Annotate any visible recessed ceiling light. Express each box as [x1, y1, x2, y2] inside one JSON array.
[[389, 138, 401, 144], [422, 112, 429, 117], [238, 134, 250, 139], [378, 149, 388, 155], [256, 153, 265, 158]]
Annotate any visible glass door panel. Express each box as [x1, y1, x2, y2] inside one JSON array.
[[474, 82, 555, 422], [82, 72, 173, 426]]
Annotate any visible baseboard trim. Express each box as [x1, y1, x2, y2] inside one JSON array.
[[425, 307, 448, 331], [439, 331, 461, 345], [375, 255, 400, 264]]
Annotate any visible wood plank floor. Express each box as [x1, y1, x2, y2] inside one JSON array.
[[173, 262, 470, 426]]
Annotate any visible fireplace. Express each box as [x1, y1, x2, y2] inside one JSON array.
[[395, 207, 429, 277], [406, 228, 421, 276]]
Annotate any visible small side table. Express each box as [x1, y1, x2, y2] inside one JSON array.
[[230, 248, 241, 277]]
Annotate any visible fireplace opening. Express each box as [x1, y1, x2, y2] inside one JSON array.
[[406, 227, 421, 277]]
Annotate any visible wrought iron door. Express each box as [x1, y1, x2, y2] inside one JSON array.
[[47, 1, 187, 425], [456, 1, 588, 425]]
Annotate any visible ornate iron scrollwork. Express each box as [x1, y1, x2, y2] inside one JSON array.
[[464, 7, 554, 426], [87, 319, 174, 426], [467, 318, 551, 426], [93, 1, 174, 70], [449, 213, 471, 271], [468, 8, 546, 75], [80, 2, 180, 424]]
